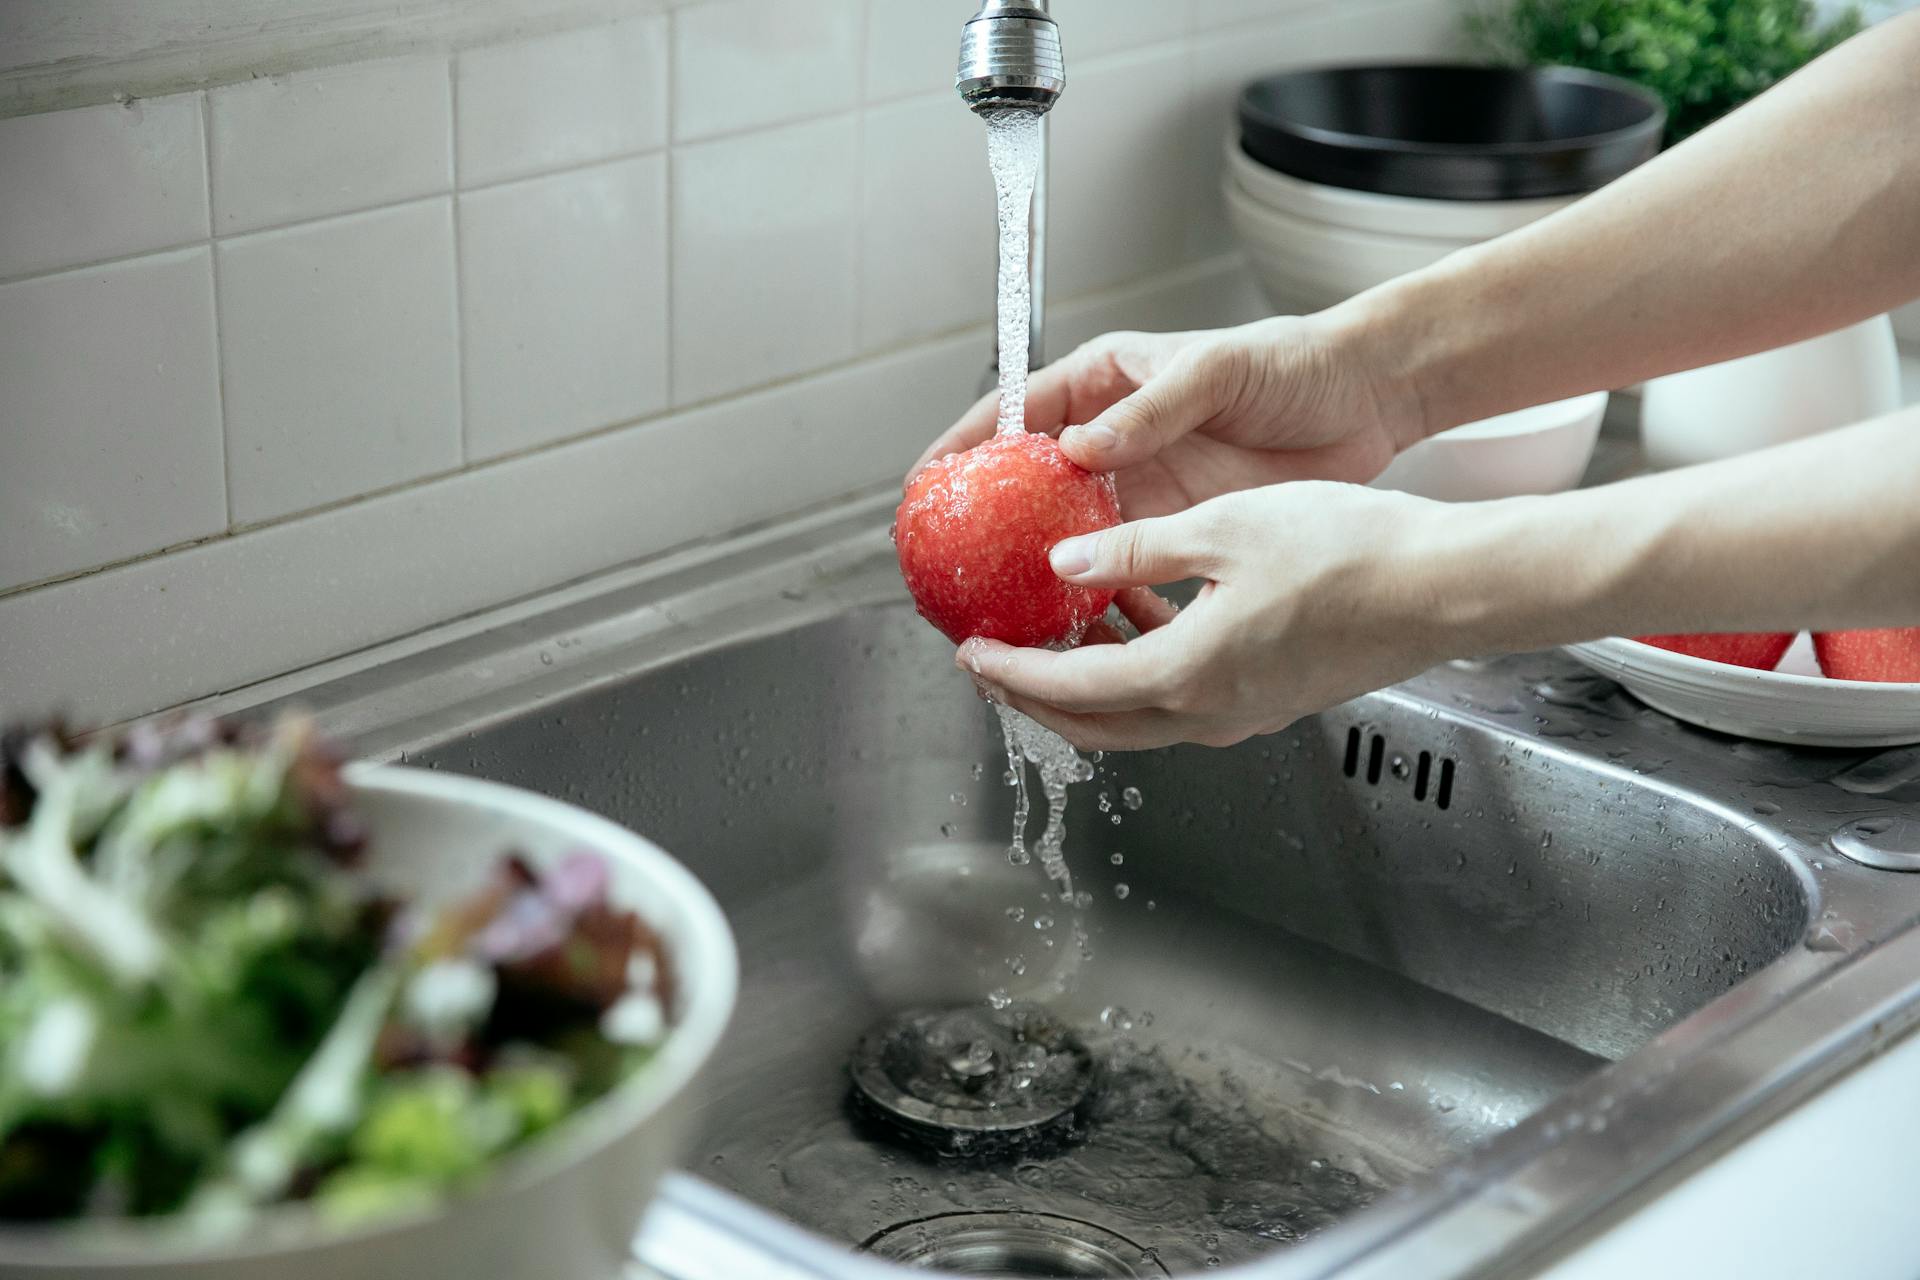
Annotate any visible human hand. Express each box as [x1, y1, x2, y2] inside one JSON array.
[[955, 482, 1466, 751], [909, 314, 1421, 520]]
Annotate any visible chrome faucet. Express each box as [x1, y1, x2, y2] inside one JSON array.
[[956, 0, 1064, 391]]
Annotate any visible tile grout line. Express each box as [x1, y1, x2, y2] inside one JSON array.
[[199, 89, 235, 533], [0, 88, 925, 297], [447, 54, 471, 467], [851, 0, 871, 366], [0, 141, 684, 294], [663, 9, 679, 411]]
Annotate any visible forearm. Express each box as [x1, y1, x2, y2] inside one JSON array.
[[1332, 12, 1920, 441], [1421, 409, 1920, 652]]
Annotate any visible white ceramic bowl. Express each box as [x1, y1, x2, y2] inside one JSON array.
[[1225, 177, 1459, 313], [1371, 392, 1609, 503], [1639, 315, 1903, 469], [0, 763, 739, 1280], [1223, 138, 1576, 315], [1225, 137, 1573, 239], [1568, 636, 1920, 747]]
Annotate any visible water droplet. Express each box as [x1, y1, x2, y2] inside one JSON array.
[[1005, 906, 1026, 922], [986, 988, 1012, 1010], [1114, 882, 1130, 899], [939, 822, 956, 837], [1109, 851, 1124, 865]]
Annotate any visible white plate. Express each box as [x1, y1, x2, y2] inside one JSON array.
[[1567, 636, 1920, 747]]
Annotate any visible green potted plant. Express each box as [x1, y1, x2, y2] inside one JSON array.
[[1471, 1, 1863, 144]]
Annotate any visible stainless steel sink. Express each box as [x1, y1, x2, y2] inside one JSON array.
[[212, 492, 1920, 1279]]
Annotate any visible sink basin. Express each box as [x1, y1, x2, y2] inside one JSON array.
[[212, 493, 1920, 1279]]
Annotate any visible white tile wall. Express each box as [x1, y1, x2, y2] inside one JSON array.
[[209, 55, 452, 232], [1049, 45, 1203, 299], [1192, 0, 1339, 31], [671, 115, 860, 405], [1049, 0, 1194, 60], [861, 91, 996, 349], [864, 1, 976, 106], [0, 0, 1469, 723], [455, 17, 668, 186], [672, 0, 863, 142], [218, 199, 462, 522], [459, 155, 671, 459], [0, 259, 1245, 727], [0, 93, 207, 279], [0, 250, 224, 589]]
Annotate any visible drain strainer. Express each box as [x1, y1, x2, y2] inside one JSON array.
[[850, 1002, 1095, 1156], [862, 1211, 1169, 1277]]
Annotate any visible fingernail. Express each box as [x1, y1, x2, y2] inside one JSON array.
[[1065, 423, 1117, 452], [1050, 536, 1094, 577], [955, 639, 985, 674]]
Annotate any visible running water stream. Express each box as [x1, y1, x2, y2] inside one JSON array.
[[980, 108, 1100, 985], [984, 110, 1043, 436]]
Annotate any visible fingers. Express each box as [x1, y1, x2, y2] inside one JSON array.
[[907, 331, 1193, 486], [1047, 509, 1225, 590], [1058, 343, 1239, 473], [986, 690, 1186, 753], [955, 635, 1171, 714], [1114, 587, 1179, 634]]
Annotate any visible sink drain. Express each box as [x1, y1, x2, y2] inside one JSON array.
[[849, 1002, 1094, 1156], [862, 1211, 1169, 1277]]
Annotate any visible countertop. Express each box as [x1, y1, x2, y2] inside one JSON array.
[[1536, 364, 1920, 1278]]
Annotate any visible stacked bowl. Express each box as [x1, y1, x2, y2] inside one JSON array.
[[1225, 63, 1664, 315], [1223, 64, 1664, 502]]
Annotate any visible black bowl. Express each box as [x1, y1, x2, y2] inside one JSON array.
[[1238, 63, 1665, 201]]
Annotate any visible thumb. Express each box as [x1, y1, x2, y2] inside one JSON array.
[[1058, 346, 1232, 472], [1048, 510, 1224, 589]]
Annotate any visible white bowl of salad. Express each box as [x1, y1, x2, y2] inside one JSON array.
[[0, 716, 737, 1280]]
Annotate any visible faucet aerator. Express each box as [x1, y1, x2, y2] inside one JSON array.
[[956, 1, 1065, 116]]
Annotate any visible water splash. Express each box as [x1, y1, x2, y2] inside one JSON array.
[[983, 110, 1042, 435], [997, 704, 1093, 900]]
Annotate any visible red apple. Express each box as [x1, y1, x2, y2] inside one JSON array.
[[1634, 632, 1795, 670], [1813, 628, 1920, 683], [895, 432, 1121, 648]]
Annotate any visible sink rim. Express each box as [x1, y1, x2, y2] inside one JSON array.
[[190, 491, 1920, 1280]]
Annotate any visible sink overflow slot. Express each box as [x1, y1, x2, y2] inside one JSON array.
[[1344, 727, 1456, 810]]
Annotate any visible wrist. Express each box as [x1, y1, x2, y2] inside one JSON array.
[[1404, 490, 1628, 657], [1319, 262, 1477, 454]]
